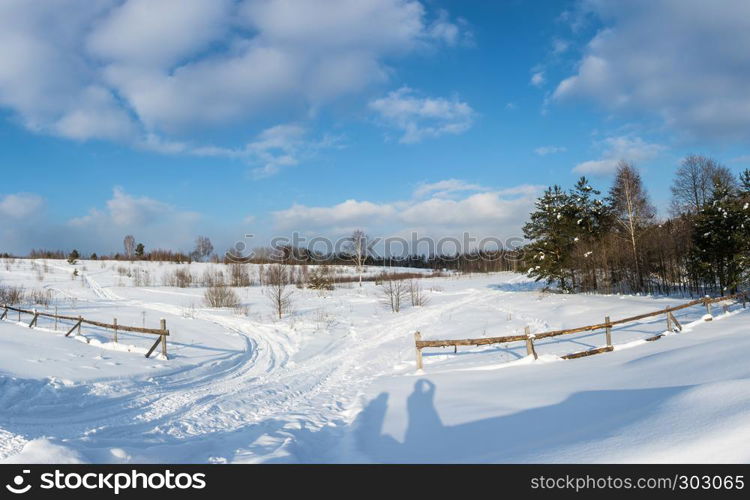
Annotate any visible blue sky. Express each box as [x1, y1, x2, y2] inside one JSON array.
[[1, 0, 750, 255]]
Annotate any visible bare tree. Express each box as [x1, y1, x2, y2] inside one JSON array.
[[345, 229, 368, 286], [380, 277, 408, 312], [263, 264, 294, 319], [123, 235, 135, 260], [408, 279, 429, 307], [609, 161, 655, 291], [671, 155, 736, 214], [192, 236, 214, 262], [229, 262, 251, 287]]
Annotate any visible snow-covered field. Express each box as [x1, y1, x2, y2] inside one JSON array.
[[0, 259, 748, 463]]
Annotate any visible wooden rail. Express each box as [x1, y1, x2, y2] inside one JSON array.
[[0, 304, 170, 359], [414, 292, 746, 370]]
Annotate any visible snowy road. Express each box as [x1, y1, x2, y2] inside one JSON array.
[[1, 259, 748, 463]]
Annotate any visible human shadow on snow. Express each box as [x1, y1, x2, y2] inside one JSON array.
[[353, 379, 689, 463]]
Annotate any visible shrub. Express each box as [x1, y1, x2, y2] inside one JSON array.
[[0, 285, 25, 305], [162, 267, 194, 287], [307, 265, 334, 290], [29, 288, 52, 308], [203, 284, 241, 308]]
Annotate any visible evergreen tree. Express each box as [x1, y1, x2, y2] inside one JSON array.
[[135, 243, 145, 258], [740, 169, 750, 193], [523, 185, 579, 292], [690, 178, 747, 294], [569, 177, 611, 290], [67, 249, 79, 265]]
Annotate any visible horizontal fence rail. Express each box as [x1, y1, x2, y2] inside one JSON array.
[[0, 303, 170, 359], [414, 292, 747, 370]]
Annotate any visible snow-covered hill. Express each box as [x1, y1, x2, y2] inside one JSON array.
[[0, 259, 748, 463]]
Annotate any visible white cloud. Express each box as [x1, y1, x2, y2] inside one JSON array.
[[369, 87, 475, 143], [0, 189, 224, 255], [65, 188, 207, 252], [413, 179, 487, 199], [69, 188, 194, 228], [534, 145, 567, 156], [272, 181, 541, 242], [0, 1, 136, 142], [184, 123, 342, 178], [554, 0, 750, 141], [0, 0, 465, 151], [0, 193, 44, 219], [87, 0, 231, 69], [573, 135, 665, 175], [530, 72, 545, 87], [551, 38, 570, 55]]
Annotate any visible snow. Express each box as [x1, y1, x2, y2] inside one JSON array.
[[1, 258, 749, 463], [0, 438, 84, 464]]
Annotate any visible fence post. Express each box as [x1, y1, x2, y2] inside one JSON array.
[[704, 298, 712, 320], [415, 331, 423, 370], [525, 326, 538, 360], [54, 306, 58, 331], [742, 293, 747, 309], [29, 309, 39, 328], [113, 318, 118, 343], [1, 306, 6, 320], [78, 315, 82, 335], [666, 306, 672, 333], [605, 316, 612, 347], [160, 318, 168, 359]]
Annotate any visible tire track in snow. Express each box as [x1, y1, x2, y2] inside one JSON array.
[[1, 273, 501, 462]]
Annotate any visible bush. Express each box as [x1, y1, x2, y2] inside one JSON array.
[[162, 267, 194, 287], [0, 285, 25, 305], [229, 263, 252, 287], [203, 284, 241, 308], [29, 288, 52, 308], [307, 265, 334, 290]]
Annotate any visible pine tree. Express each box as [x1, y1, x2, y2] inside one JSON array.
[[67, 249, 79, 265], [690, 178, 747, 294], [135, 243, 145, 258], [740, 169, 750, 193], [569, 177, 611, 290], [523, 185, 579, 292]]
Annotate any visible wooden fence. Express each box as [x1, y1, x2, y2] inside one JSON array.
[[414, 292, 747, 370], [0, 304, 170, 359]]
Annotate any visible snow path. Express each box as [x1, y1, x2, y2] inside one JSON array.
[[1, 269, 494, 462], [2, 260, 745, 463]]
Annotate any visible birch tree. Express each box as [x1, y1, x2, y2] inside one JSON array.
[[123, 235, 135, 260], [346, 229, 368, 286], [608, 161, 655, 291]]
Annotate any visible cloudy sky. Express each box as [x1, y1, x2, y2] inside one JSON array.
[[2, 0, 750, 255]]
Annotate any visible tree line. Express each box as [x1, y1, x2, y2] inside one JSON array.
[[523, 155, 750, 296]]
